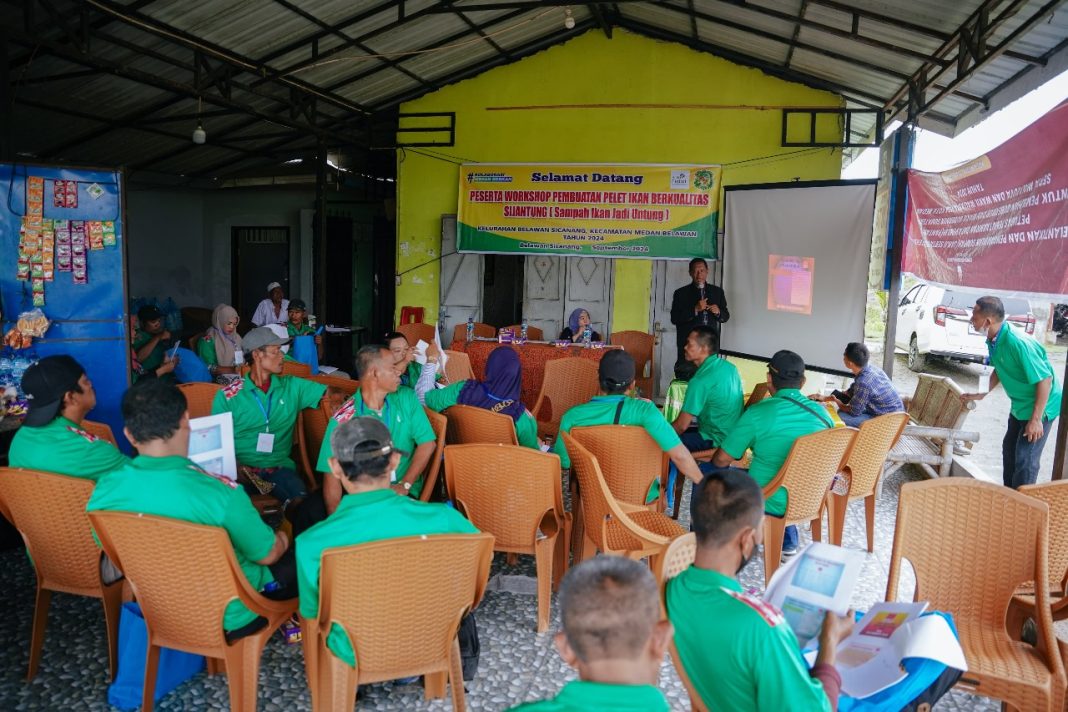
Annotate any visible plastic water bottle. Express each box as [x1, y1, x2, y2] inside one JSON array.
[[582, 324, 592, 347], [466, 317, 474, 343], [521, 317, 528, 340], [11, 355, 31, 394], [0, 351, 13, 388]]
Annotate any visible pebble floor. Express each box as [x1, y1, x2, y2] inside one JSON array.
[[0, 460, 1012, 711]]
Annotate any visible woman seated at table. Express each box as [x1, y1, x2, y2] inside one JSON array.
[[197, 303, 244, 384], [559, 307, 602, 342], [424, 346, 540, 449]]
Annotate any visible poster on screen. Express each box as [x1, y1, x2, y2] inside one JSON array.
[[457, 163, 721, 259]]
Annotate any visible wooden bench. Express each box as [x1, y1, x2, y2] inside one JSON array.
[[884, 374, 980, 479]]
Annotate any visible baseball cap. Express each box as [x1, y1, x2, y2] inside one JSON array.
[[22, 355, 86, 427], [599, 349, 635, 388], [331, 416, 407, 465], [288, 299, 307, 311], [137, 305, 163, 323], [767, 350, 806, 380], [266, 281, 282, 293], [242, 326, 290, 352]]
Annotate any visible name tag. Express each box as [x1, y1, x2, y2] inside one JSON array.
[[256, 432, 275, 453], [234, 349, 244, 365]]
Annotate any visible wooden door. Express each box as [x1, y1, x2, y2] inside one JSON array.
[[564, 257, 613, 338], [439, 215, 483, 341]]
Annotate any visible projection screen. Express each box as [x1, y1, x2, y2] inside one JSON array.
[[722, 180, 877, 375]]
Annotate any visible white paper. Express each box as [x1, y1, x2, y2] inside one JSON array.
[[319, 365, 339, 375], [324, 325, 351, 333], [411, 324, 448, 374], [188, 412, 237, 480]]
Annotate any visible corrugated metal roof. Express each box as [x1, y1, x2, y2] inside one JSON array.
[[3, 0, 1065, 181]]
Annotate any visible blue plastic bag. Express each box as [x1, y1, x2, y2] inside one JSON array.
[[171, 347, 212, 383], [289, 335, 320, 375], [107, 602, 205, 710]]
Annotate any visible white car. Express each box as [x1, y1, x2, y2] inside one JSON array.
[[895, 284, 1035, 371]]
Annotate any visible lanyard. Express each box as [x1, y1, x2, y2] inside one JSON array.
[[359, 395, 391, 424], [250, 388, 273, 432]]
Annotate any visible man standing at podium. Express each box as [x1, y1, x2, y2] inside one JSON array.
[[670, 258, 729, 376]]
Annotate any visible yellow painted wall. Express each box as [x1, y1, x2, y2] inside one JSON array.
[[396, 29, 843, 329]]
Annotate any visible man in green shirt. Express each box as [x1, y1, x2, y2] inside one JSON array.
[[671, 325, 744, 451], [552, 350, 704, 502], [88, 378, 294, 639], [708, 350, 834, 555], [211, 326, 327, 505], [511, 556, 672, 711], [296, 415, 477, 667], [965, 296, 1062, 488], [9, 355, 129, 480], [132, 304, 172, 375], [667, 468, 851, 712], [284, 299, 323, 362]]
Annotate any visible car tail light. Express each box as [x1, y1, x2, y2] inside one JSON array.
[[934, 305, 966, 327], [1009, 314, 1035, 334]]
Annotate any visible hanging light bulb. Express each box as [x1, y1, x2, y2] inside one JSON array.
[[191, 96, 207, 144], [564, 7, 575, 29]]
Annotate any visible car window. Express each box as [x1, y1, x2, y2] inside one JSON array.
[[901, 285, 921, 306], [942, 290, 984, 310], [915, 286, 929, 304]]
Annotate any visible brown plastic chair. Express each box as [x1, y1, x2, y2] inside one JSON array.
[[655, 533, 708, 712], [444, 404, 519, 446], [0, 468, 122, 681], [1010, 481, 1068, 635], [744, 382, 769, 408], [610, 330, 655, 398], [532, 358, 600, 439], [442, 350, 475, 384], [825, 412, 908, 550], [396, 322, 437, 346], [445, 444, 570, 632], [302, 533, 494, 711], [178, 382, 223, 419], [451, 322, 495, 344], [761, 427, 857, 587], [421, 407, 448, 502], [88, 511, 297, 712], [502, 324, 544, 340], [294, 381, 359, 486], [305, 374, 359, 395], [570, 425, 667, 508], [281, 360, 312, 378], [81, 418, 119, 447], [886, 479, 1065, 712], [562, 432, 685, 569]]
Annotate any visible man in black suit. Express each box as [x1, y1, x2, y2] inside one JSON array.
[[670, 257, 729, 375]]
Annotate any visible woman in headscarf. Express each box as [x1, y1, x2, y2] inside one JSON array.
[[424, 346, 539, 449], [197, 304, 244, 384], [559, 308, 602, 342]]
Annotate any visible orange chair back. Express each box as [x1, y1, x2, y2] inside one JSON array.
[[443, 350, 475, 384], [178, 382, 222, 420], [81, 419, 118, 447], [281, 360, 312, 378], [398, 306, 425, 324], [445, 404, 518, 446], [421, 407, 448, 502], [502, 324, 544, 340], [451, 322, 495, 344], [775, 427, 856, 522], [305, 374, 359, 396], [610, 330, 655, 397], [1021, 480, 1068, 594], [655, 533, 708, 712], [843, 412, 908, 499], [744, 382, 769, 409], [396, 322, 436, 346], [532, 358, 600, 438], [570, 425, 666, 507]]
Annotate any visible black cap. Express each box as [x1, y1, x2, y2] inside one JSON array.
[[288, 299, 307, 311], [599, 349, 635, 388], [768, 350, 806, 380], [331, 416, 407, 464], [137, 305, 163, 323], [22, 355, 85, 427]]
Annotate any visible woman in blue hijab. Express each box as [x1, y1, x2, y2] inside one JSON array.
[[423, 346, 541, 449], [559, 308, 602, 342]]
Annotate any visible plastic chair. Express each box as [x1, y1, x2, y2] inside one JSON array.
[[295, 379, 359, 483], [302, 534, 493, 712], [502, 324, 544, 340], [0, 469, 123, 681], [886, 479, 1065, 712], [444, 404, 519, 446], [178, 382, 223, 419], [760, 427, 856, 586], [421, 407, 448, 503], [655, 533, 708, 712], [570, 425, 667, 507], [305, 374, 359, 395], [562, 432, 685, 569], [281, 360, 312, 378], [1010, 481, 1068, 635], [825, 412, 909, 550], [398, 306, 425, 324], [88, 511, 296, 712], [445, 444, 570, 632], [451, 323, 495, 344], [744, 382, 769, 408], [396, 322, 436, 346], [442, 350, 475, 384], [609, 330, 655, 398], [532, 358, 600, 439], [81, 418, 119, 447]]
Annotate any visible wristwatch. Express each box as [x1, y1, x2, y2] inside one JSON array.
[[402, 481, 412, 492]]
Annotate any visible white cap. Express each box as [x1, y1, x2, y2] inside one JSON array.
[[266, 281, 282, 293]]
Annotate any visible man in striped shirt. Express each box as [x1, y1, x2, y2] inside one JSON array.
[[813, 342, 903, 428]]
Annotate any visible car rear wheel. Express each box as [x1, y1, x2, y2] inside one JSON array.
[[908, 335, 926, 372]]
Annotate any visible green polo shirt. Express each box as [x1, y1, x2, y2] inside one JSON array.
[[295, 488, 478, 666], [666, 566, 831, 712], [87, 455, 277, 631], [988, 322, 1062, 421], [681, 355, 744, 444], [211, 373, 326, 470], [132, 328, 166, 372], [316, 387, 436, 497], [287, 322, 314, 338], [425, 380, 540, 449], [510, 680, 670, 711], [719, 389, 833, 516], [9, 415, 130, 481], [399, 360, 422, 388]]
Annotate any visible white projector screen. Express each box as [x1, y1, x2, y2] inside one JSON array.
[[722, 181, 877, 375]]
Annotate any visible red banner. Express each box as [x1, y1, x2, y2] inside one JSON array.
[[904, 101, 1068, 297]]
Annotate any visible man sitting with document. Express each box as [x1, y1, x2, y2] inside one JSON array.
[[667, 469, 964, 712]]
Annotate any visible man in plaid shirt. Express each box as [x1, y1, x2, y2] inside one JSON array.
[[813, 342, 903, 427]]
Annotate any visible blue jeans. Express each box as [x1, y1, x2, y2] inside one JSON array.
[[1003, 415, 1054, 489], [838, 410, 874, 428]]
